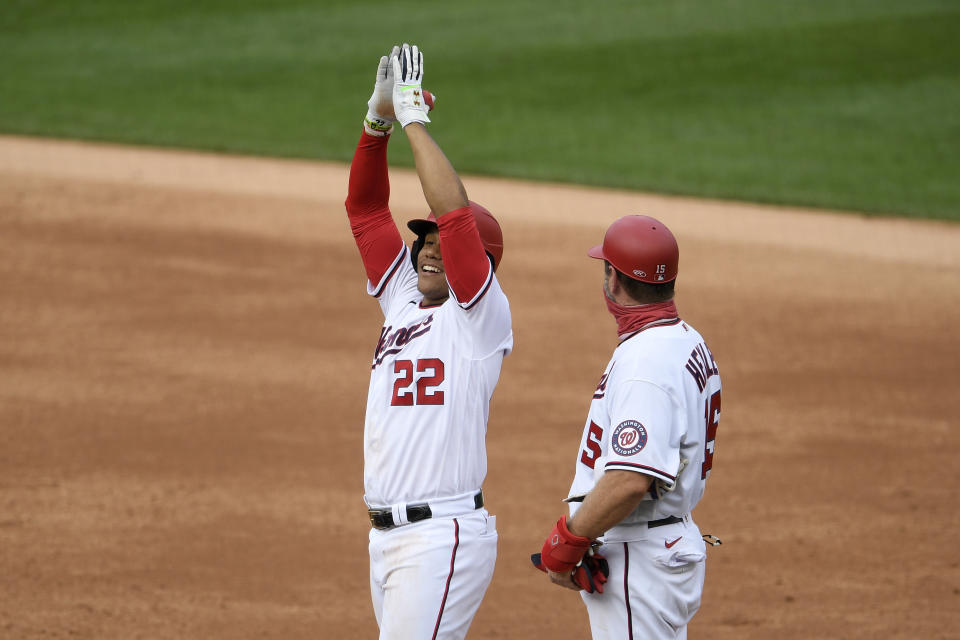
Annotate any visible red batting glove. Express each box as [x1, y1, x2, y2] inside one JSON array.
[[540, 516, 592, 573]]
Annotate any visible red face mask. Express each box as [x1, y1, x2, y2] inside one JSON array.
[[603, 285, 679, 340]]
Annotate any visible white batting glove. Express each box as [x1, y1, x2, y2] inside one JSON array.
[[364, 45, 400, 137], [392, 43, 431, 128]]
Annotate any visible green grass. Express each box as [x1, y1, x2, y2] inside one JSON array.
[[2, 0, 958, 220]]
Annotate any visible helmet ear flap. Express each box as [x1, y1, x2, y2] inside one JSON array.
[[410, 235, 425, 270]]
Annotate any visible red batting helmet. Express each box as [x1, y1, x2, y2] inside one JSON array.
[[588, 215, 678, 283], [407, 201, 504, 271]]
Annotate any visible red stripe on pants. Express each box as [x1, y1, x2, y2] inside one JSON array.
[[432, 518, 460, 639]]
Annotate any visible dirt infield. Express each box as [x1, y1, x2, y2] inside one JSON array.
[[2, 134, 958, 639]]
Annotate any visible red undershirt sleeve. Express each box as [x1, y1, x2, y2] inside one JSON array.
[[436, 205, 493, 306], [344, 131, 405, 286]]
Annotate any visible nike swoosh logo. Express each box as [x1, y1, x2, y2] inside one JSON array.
[[665, 537, 682, 549]]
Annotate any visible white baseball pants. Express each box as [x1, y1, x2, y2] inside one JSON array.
[[369, 509, 497, 639], [581, 518, 707, 639]]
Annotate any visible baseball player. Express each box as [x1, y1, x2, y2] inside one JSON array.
[[534, 215, 722, 639], [344, 44, 512, 639]]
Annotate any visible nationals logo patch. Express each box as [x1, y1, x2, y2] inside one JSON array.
[[611, 420, 647, 456]]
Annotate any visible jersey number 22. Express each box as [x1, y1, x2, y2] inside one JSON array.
[[391, 358, 445, 406]]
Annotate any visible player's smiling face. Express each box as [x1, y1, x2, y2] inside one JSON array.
[[417, 230, 449, 306]]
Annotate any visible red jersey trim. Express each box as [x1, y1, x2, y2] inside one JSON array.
[[458, 261, 494, 311], [604, 460, 676, 483], [370, 246, 407, 298]]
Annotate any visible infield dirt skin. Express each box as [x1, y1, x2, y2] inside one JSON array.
[[2, 135, 959, 639]]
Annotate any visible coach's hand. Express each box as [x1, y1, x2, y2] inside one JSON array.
[[392, 43, 431, 128], [532, 517, 609, 593], [531, 551, 609, 594]]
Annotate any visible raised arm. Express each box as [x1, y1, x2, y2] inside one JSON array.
[[391, 44, 469, 219], [405, 124, 469, 218], [392, 44, 497, 306], [344, 49, 405, 286]]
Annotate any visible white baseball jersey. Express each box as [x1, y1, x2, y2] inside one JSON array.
[[568, 319, 721, 539], [363, 245, 513, 507]]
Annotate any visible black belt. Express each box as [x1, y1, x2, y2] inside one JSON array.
[[368, 491, 484, 530], [647, 515, 683, 528]]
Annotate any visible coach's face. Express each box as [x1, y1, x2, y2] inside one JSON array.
[[417, 230, 449, 306]]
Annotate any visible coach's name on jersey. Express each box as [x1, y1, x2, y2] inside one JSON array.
[[372, 314, 435, 368], [684, 341, 719, 392]]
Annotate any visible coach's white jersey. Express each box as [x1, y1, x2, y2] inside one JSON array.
[[568, 319, 721, 538], [362, 247, 513, 507]]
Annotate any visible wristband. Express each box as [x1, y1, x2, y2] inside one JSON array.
[[363, 113, 393, 137], [539, 515, 592, 573]]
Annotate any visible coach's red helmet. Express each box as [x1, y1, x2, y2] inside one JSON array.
[[588, 215, 678, 283], [407, 201, 504, 271]]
